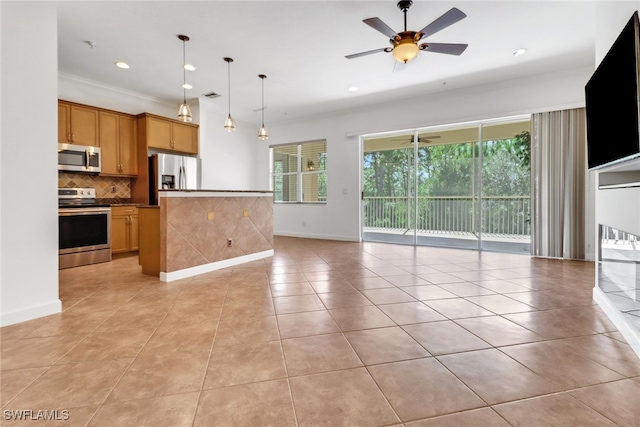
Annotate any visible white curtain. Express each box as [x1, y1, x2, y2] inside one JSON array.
[[531, 108, 586, 259]]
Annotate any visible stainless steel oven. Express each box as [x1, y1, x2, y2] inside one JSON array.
[[59, 188, 111, 269]]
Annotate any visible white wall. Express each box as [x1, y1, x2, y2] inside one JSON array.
[[260, 67, 593, 243], [198, 97, 263, 190], [1, 2, 61, 326]]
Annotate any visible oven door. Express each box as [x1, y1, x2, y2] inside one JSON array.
[[59, 207, 111, 255]]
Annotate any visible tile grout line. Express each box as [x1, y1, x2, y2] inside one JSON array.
[[190, 268, 236, 427], [84, 282, 189, 425], [0, 282, 150, 414], [270, 275, 300, 427]]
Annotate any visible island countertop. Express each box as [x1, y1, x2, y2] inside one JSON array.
[[158, 189, 273, 198]]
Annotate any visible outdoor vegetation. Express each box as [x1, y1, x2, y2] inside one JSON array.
[[363, 130, 531, 237]]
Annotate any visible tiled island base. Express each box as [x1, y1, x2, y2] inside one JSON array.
[[139, 191, 273, 282]]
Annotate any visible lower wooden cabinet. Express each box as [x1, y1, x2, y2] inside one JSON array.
[[111, 206, 139, 254], [138, 206, 160, 276]]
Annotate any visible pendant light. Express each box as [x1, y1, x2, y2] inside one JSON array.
[[223, 57, 235, 132], [257, 74, 268, 140], [177, 34, 192, 123]]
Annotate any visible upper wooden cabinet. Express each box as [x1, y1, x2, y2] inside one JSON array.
[[99, 111, 138, 176], [58, 101, 99, 146], [140, 114, 198, 154]]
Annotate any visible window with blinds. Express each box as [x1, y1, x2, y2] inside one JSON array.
[[271, 140, 327, 203]]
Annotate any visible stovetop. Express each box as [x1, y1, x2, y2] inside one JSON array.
[[58, 187, 110, 209]]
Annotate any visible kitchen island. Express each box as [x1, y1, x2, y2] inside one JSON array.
[[138, 190, 273, 282]]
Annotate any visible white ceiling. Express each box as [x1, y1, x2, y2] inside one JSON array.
[[57, 1, 596, 126]]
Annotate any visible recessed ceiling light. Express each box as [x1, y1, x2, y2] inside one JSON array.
[[115, 61, 130, 69], [182, 83, 193, 89], [184, 64, 196, 71], [512, 48, 527, 57], [348, 86, 358, 92]]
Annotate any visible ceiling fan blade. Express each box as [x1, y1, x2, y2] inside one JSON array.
[[363, 17, 397, 39], [345, 47, 387, 59], [418, 7, 467, 40], [421, 43, 468, 56], [392, 60, 407, 73]]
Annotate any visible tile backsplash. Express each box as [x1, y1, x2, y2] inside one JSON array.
[[58, 172, 131, 199]]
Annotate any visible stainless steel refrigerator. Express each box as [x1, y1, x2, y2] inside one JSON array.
[[148, 153, 202, 205]]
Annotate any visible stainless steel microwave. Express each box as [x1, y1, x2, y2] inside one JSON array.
[[58, 143, 101, 173]]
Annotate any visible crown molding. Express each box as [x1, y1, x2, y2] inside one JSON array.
[[58, 72, 175, 107]]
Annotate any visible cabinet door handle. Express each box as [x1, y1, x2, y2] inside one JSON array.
[[71, 133, 74, 142]]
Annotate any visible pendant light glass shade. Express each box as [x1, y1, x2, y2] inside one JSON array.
[[178, 35, 192, 123], [258, 74, 268, 140], [258, 124, 268, 140], [224, 114, 235, 131], [178, 103, 192, 122], [223, 57, 235, 132]]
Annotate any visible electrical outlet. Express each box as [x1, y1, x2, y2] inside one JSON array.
[[110, 186, 116, 193], [227, 239, 232, 247]]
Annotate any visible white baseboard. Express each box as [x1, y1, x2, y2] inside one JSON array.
[[160, 250, 274, 282], [1, 299, 62, 327], [274, 231, 361, 242], [593, 287, 640, 359]]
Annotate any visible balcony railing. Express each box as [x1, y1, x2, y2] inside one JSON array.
[[363, 196, 531, 239]]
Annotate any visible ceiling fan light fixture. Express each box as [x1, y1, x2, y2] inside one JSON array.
[[392, 38, 419, 63]]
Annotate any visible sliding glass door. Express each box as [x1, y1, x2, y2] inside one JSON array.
[[362, 117, 531, 253], [362, 133, 416, 245], [480, 121, 531, 253]]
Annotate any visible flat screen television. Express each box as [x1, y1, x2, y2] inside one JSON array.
[[586, 11, 640, 170]]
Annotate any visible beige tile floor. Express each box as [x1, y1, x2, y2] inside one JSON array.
[[2, 237, 640, 426]]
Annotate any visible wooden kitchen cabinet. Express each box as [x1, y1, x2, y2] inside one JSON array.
[[99, 111, 138, 176], [58, 100, 99, 146], [111, 206, 139, 254], [171, 122, 198, 153], [142, 114, 198, 154]]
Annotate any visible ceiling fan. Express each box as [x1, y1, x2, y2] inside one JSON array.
[[392, 134, 442, 145], [346, 1, 468, 64]]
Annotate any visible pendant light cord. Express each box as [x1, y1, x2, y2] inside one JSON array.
[[261, 77, 265, 125], [228, 61, 231, 114], [182, 39, 187, 103]]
